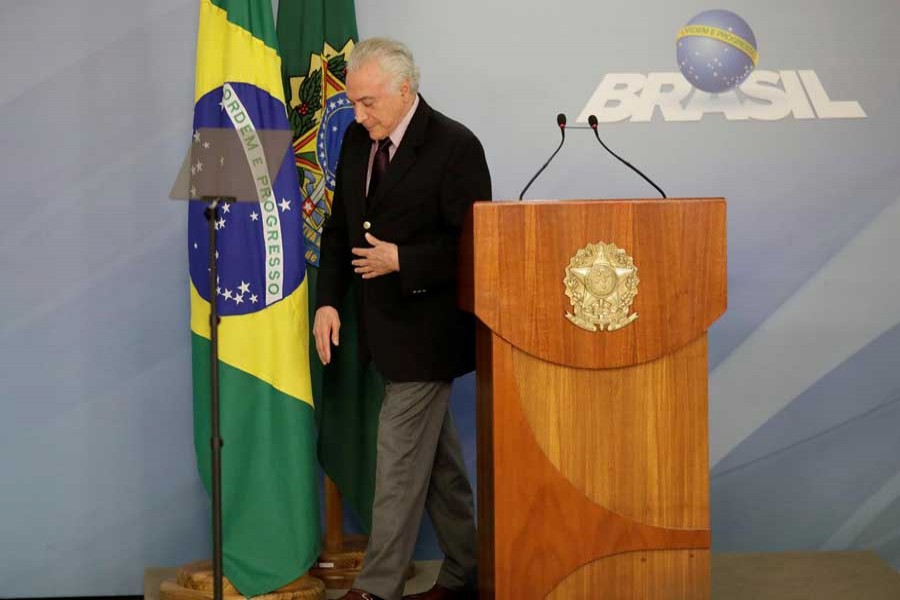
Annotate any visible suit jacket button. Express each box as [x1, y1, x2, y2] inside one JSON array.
[[363, 220, 371, 230]]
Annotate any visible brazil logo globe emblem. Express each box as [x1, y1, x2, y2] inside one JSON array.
[[677, 9, 758, 93]]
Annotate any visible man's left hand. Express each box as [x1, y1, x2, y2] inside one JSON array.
[[352, 233, 399, 279]]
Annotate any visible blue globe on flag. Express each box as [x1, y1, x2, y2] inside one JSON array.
[[676, 9, 758, 93]]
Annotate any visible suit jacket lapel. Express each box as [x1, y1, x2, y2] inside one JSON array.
[[369, 97, 432, 212], [341, 125, 370, 215]]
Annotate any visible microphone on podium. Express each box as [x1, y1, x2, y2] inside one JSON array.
[[518, 113, 567, 201], [587, 114, 666, 198]]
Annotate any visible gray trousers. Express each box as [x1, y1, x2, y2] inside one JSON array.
[[353, 380, 477, 600]]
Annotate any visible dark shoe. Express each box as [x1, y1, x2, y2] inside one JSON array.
[[403, 583, 476, 600], [338, 589, 385, 600]]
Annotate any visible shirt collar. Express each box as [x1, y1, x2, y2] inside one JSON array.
[[386, 94, 419, 149]]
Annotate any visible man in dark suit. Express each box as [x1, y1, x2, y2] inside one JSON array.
[[313, 38, 491, 600]]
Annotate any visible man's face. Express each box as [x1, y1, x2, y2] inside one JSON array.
[[346, 59, 412, 141]]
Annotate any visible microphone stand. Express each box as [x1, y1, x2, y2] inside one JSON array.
[[516, 114, 667, 201], [519, 115, 567, 201], [588, 116, 666, 199]]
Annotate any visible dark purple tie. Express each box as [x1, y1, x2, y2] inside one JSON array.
[[368, 138, 392, 201]]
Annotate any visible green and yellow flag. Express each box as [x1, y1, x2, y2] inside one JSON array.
[[189, 0, 318, 595], [276, 0, 384, 533]]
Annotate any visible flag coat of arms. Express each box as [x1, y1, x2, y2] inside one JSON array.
[[188, 0, 318, 595], [277, 0, 384, 534]]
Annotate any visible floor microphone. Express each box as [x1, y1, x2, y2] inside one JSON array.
[[518, 113, 567, 201], [587, 114, 667, 199]]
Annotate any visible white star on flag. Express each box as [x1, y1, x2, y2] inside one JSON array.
[[250, 294, 259, 304], [215, 218, 226, 230], [193, 130, 200, 143], [250, 211, 259, 221], [238, 281, 251, 295], [279, 198, 291, 212], [221, 203, 230, 214], [234, 294, 244, 305]]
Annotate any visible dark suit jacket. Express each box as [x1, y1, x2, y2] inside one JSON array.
[[316, 97, 492, 382]]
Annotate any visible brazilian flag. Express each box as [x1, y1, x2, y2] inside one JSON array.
[[188, 0, 318, 595], [277, 0, 384, 534]]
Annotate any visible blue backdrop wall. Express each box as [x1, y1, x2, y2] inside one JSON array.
[[1, 0, 899, 595]]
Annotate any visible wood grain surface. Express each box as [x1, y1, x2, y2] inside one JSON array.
[[479, 334, 709, 599], [459, 198, 726, 369], [514, 336, 709, 529]]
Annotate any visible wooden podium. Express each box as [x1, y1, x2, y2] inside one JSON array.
[[459, 198, 726, 599]]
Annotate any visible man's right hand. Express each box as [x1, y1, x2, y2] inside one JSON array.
[[313, 306, 341, 365]]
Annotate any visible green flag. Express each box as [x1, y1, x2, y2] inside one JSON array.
[[276, 0, 383, 533], [189, 0, 320, 595]]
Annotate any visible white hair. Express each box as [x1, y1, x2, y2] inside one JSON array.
[[348, 37, 420, 94]]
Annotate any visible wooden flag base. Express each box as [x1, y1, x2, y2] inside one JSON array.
[[310, 478, 416, 589], [159, 560, 325, 600], [309, 533, 368, 589], [308, 533, 416, 590]]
